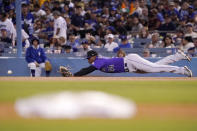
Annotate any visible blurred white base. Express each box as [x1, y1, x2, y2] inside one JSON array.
[[15, 91, 136, 119]]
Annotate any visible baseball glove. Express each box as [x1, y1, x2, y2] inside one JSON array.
[[45, 61, 52, 72], [59, 66, 73, 77]]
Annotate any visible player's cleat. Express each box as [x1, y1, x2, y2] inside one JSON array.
[[177, 50, 191, 62], [184, 66, 192, 77]]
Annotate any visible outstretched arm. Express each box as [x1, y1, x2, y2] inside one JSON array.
[[74, 65, 97, 76]]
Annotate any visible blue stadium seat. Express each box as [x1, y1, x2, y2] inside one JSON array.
[[133, 38, 152, 48]]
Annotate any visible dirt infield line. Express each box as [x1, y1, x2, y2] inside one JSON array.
[[0, 77, 197, 81], [1, 103, 197, 120]]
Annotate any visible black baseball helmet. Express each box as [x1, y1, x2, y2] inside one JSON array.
[[86, 50, 98, 59]]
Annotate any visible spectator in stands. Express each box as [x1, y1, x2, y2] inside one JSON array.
[[167, 2, 179, 18], [108, 7, 118, 24], [188, 36, 197, 57], [114, 19, 127, 35], [113, 35, 132, 52], [33, 3, 46, 17], [180, 36, 195, 52], [173, 30, 184, 46], [179, 2, 189, 21], [117, 49, 126, 58], [133, 1, 142, 16], [139, 7, 149, 22], [158, 15, 176, 36], [125, 16, 133, 32], [0, 28, 12, 48], [33, 20, 44, 38], [104, 34, 118, 52], [148, 8, 162, 31], [52, 1, 62, 12], [12, 23, 30, 48], [41, 19, 54, 45], [70, 6, 85, 36], [92, 39, 104, 48], [66, 33, 80, 52], [184, 23, 197, 38], [176, 19, 187, 33], [23, 31, 30, 49], [143, 48, 150, 57], [131, 16, 143, 37], [138, 27, 151, 39], [1, 0, 197, 58], [0, 12, 16, 47], [62, 2, 72, 17], [76, 40, 92, 57], [53, 11, 67, 43], [62, 45, 72, 54], [162, 35, 175, 48], [193, 15, 197, 32], [146, 32, 162, 48], [21, 4, 34, 36], [44, 7, 54, 22]]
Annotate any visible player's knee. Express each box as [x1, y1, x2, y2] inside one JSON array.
[[39, 63, 45, 68], [28, 63, 36, 70]]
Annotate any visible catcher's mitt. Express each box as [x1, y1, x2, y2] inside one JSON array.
[[45, 61, 52, 72], [59, 66, 73, 77]]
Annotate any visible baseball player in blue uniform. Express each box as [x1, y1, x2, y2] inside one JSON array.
[[73, 50, 192, 77], [25, 38, 51, 77]]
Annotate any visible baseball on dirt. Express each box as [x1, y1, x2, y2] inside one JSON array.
[[7, 70, 13, 74]]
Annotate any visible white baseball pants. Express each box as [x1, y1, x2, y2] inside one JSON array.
[[124, 54, 185, 75], [28, 62, 45, 77], [155, 52, 186, 65]]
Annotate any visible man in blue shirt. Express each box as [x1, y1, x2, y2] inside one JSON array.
[[25, 38, 50, 77], [73, 50, 192, 77], [21, 4, 34, 36], [113, 35, 132, 52]]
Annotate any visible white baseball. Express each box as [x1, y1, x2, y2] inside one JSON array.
[[7, 70, 13, 74]]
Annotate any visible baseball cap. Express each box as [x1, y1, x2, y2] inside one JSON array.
[[120, 35, 127, 40], [53, 11, 61, 16], [186, 23, 193, 27], [107, 34, 114, 39], [111, 7, 117, 11], [86, 50, 98, 59], [106, 26, 115, 32]]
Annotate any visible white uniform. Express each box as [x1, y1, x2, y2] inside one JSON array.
[[124, 51, 191, 76], [104, 41, 119, 51], [54, 16, 67, 40], [28, 63, 45, 77], [0, 18, 16, 44]]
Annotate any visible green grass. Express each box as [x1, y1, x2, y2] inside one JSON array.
[[1, 119, 197, 131], [0, 80, 197, 103], [0, 79, 197, 131]]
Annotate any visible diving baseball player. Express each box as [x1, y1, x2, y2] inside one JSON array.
[[61, 50, 192, 77], [25, 38, 52, 77]]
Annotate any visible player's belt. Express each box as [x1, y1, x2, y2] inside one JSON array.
[[124, 63, 129, 72]]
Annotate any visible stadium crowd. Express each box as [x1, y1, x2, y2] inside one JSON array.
[[0, 0, 197, 57]]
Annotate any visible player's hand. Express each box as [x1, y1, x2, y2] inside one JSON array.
[[35, 62, 39, 67]]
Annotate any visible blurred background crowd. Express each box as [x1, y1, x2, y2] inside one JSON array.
[[0, 0, 197, 57]]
